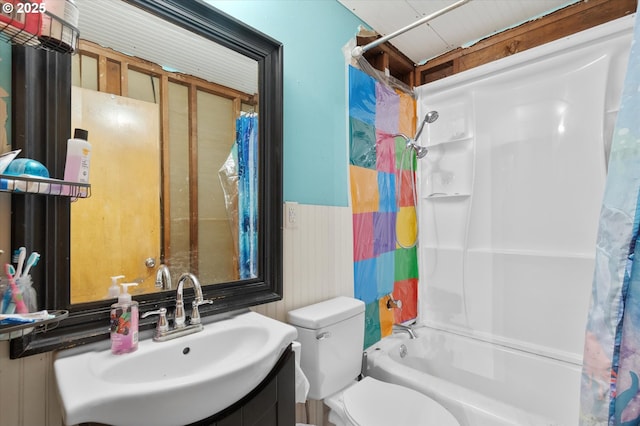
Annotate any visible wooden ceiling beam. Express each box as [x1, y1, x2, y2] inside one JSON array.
[[415, 0, 637, 85]]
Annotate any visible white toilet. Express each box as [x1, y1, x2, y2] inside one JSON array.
[[287, 296, 459, 426]]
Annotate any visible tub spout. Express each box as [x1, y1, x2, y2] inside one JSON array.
[[393, 323, 417, 339]]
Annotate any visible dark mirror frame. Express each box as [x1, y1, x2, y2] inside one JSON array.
[[9, 0, 283, 358]]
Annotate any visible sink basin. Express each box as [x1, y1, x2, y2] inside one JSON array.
[[54, 310, 297, 426]]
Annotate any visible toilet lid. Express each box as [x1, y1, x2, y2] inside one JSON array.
[[343, 377, 459, 426]]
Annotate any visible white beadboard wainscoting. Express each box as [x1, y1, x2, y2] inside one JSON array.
[[253, 203, 354, 322], [0, 347, 62, 425], [0, 203, 353, 426], [254, 203, 354, 426]]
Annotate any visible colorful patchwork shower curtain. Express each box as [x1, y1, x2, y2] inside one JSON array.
[[580, 5, 640, 425], [348, 65, 419, 348]]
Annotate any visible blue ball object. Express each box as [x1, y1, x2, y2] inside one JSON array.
[[4, 158, 50, 178]]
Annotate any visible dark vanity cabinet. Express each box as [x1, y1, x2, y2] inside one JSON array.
[[192, 346, 296, 426], [79, 346, 295, 426]]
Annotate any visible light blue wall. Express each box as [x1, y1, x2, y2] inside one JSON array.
[[207, 0, 365, 207]]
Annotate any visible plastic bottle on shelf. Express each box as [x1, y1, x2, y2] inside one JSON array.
[[63, 128, 91, 196], [39, 0, 80, 53]]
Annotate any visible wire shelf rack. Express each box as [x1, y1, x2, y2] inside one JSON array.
[[0, 174, 90, 198], [0, 309, 69, 340], [0, 0, 79, 54]]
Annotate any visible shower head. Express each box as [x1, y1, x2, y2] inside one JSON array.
[[410, 142, 429, 159], [392, 133, 429, 159], [415, 110, 439, 140], [425, 110, 439, 124]]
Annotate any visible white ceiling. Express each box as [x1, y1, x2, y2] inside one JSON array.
[[338, 0, 580, 64], [75, 0, 581, 90], [74, 0, 258, 94]]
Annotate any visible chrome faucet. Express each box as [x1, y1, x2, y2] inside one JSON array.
[[393, 323, 417, 339], [143, 272, 212, 342], [175, 272, 213, 328], [155, 264, 172, 290]]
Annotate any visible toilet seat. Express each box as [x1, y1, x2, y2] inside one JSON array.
[[337, 377, 459, 426]]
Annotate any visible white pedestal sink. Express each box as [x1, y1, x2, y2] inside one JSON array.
[[54, 310, 297, 426]]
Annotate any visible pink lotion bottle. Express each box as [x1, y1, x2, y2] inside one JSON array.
[[110, 283, 139, 355], [63, 128, 91, 196]]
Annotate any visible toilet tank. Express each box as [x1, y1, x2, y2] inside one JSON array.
[[287, 297, 365, 400]]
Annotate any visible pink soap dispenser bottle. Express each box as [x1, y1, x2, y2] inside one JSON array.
[[110, 282, 139, 354]]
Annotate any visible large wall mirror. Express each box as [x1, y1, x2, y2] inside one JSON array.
[[70, 0, 263, 304], [10, 0, 283, 357]]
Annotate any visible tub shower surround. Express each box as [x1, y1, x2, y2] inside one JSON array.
[[409, 14, 634, 426], [348, 66, 418, 347]]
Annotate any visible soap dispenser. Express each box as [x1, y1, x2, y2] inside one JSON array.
[[110, 282, 139, 355], [108, 275, 125, 298]]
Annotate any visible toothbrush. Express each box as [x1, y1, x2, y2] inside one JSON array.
[[13, 247, 26, 281], [1, 287, 12, 314], [4, 264, 28, 314], [22, 252, 40, 277]]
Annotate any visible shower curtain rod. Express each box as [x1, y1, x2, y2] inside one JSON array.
[[351, 0, 472, 59]]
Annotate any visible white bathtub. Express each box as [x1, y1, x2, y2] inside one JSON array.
[[364, 326, 582, 426]]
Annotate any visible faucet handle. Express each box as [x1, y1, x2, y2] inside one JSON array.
[[386, 295, 402, 310], [142, 308, 169, 334], [190, 299, 213, 325]]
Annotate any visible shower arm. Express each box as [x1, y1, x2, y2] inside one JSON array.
[[351, 0, 472, 58]]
